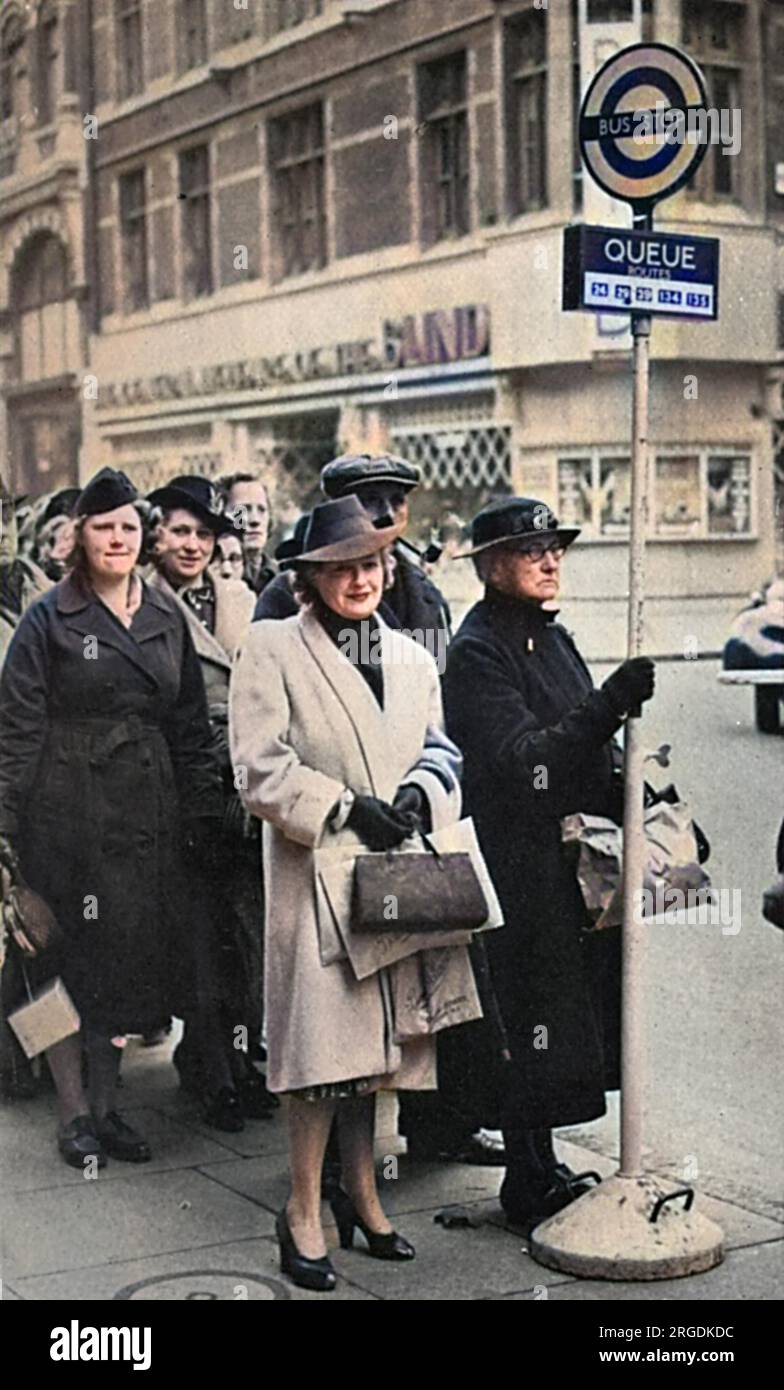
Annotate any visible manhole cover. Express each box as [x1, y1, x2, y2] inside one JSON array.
[[114, 1270, 290, 1301]]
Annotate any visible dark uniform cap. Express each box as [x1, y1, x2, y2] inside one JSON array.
[[75, 468, 139, 518], [275, 512, 311, 569], [453, 497, 581, 558], [320, 453, 421, 499], [40, 488, 82, 527], [147, 475, 234, 535]]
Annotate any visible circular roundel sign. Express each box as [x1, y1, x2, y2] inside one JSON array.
[[579, 43, 709, 207]]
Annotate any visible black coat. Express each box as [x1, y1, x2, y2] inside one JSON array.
[[444, 588, 624, 1129], [0, 574, 222, 1034]]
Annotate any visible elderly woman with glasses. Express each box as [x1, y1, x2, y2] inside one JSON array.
[[229, 495, 478, 1293], [444, 498, 656, 1230]]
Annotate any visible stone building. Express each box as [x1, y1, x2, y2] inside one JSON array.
[[3, 0, 783, 652], [0, 0, 90, 499]]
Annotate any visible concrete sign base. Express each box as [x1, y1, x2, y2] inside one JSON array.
[[530, 1173, 724, 1281]]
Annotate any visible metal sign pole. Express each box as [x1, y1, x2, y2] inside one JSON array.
[[619, 298, 651, 1180]]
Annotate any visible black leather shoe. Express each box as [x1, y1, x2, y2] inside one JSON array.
[[276, 1209, 336, 1292], [94, 1111, 151, 1163], [203, 1087, 245, 1133], [58, 1114, 106, 1170], [237, 1073, 278, 1119], [330, 1187, 415, 1261], [499, 1174, 578, 1231]]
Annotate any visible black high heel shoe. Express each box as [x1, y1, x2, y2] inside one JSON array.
[[275, 1209, 337, 1293], [329, 1187, 415, 1261]]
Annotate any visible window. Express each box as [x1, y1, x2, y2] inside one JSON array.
[[557, 448, 752, 538], [116, 0, 143, 99], [11, 233, 71, 383], [418, 52, 470, 242], [270, 0, 324, 34], [37, 2, 59, 126], [505, 11, 547, 215], [119, 169, 148, 311], [180, 0, 208, 71], [269, 104, 326, 278], [587, 0, 633, 21], [681, 1, 744, 202], [179, 146, 213, 298], [1, 14, 26, 121]]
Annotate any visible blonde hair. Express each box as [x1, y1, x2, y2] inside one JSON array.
[[292, 547, 395, 608]]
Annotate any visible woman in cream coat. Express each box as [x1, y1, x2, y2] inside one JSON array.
[[230, 495, 474, 1292]]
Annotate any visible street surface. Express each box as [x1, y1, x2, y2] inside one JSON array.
[[1, 658, 782, 1301]]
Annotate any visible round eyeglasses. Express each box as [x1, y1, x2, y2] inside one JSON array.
[[513, 541, 566, 563]]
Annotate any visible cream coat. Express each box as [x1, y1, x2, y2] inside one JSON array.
[[229, 608, 465, 1094], [147, 569, 254, 707]]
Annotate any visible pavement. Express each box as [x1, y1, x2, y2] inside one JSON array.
[[1, 658, 782, 1302]]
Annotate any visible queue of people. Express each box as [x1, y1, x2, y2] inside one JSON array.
[[0, 454, 660, 1293]]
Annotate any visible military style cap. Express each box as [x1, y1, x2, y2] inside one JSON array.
[[147, 475, 234, 535], [453, 497, 581, 558], [321, 453, 421, 499], [75, 468, 139, 518], [275, 512, 311, 569]]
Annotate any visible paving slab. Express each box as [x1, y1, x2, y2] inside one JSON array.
[[154, 1096, 289, 1158], [2, 1105, 241, 1194], [11, 1237, 378, 1302], [328, 1203, 575, 1301], [500, 1239, 784, 1301], [3, 1167, 273, 1280]]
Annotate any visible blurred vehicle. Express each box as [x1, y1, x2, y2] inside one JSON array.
[[719, 578, 784, 733]]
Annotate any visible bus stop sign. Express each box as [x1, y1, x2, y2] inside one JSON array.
[[579, 42, 710, 208]]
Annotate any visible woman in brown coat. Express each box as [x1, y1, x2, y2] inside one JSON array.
[[230, 496, 475, 1292]]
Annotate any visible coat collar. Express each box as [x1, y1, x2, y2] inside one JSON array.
[[298, 606, 412, 797], [54, 571, 173, 684], [147, 569, 233, 672]]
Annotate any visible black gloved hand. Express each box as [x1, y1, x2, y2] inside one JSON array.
[[762, 876, 784, 930], [602, 657, 656, 717], [393, 785, 431, 835], [0, 833, 21, 884], [347, 795, 413, 852]]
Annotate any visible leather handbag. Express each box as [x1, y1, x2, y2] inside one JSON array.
[[7, 882, 61, 956], [351, 833, 489, 935]]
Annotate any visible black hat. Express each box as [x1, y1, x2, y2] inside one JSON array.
[[293, 495, 402, 564], [147, 475, 233, 535], [453, 497, 581, 558], [321, 453, 421, 499], [75, 468, 138, 518], [275, 513, 311, 570], [40, 488, 82, 527]]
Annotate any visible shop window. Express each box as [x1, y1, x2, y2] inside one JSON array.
[[116, 0, 144, 99], [587, 0, 634, 19], [179, 0, 208, 72], [557, 448, 752, 538], [11, 233, 72, 383], [681, 0, 744, 203], [270, 0, 324, 32], [179, 145, 213, 298], [1, 13, 26, 122], [505, 10, 547, 215], [418, 52, 470, 244], [119, 168, 149, 312], [252, 413, 339, 512], [390, 425, 512, 494], [37, 2, 59, 126], [268, 104, 326, 279]]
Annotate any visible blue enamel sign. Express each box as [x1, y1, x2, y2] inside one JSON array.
[[562, 224, 719, 321]]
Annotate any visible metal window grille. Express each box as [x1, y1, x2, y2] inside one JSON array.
[[269, 105, 326, 278], [116, 0, 144, 99], [182, 0, 208, 70], [252, 413, 339, 508], [419, 53, 470, 240], [179, 146, 213, 299], [390, 425, 512, 493], [120, 169, 149, 312]]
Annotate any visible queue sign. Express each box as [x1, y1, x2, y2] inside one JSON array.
[[562, 224, 719, 320]]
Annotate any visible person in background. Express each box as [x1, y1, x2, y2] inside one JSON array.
[[213, 529, 245, 583], [445, 497, 655, 1229], [218, 473, 276, 597], [147, 475, 275, 1128], [0, 468, 222, 1168]]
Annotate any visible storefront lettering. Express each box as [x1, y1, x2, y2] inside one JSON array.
[[96, 305, 491, 410]]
